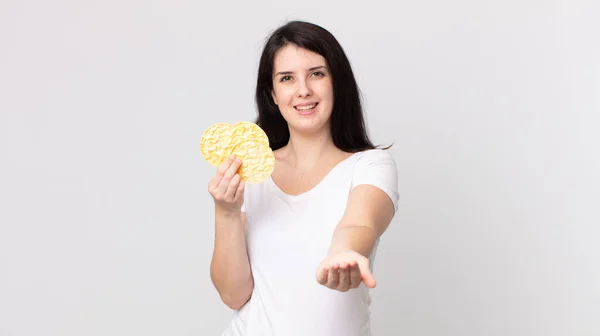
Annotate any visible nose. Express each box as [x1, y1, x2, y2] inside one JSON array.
[[297, 79, 312, 97]]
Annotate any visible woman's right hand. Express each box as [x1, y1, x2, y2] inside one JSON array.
[[208, 155, 245, 214]]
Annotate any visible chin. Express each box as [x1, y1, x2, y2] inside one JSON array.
[[289, 117, 330, 134], [283, 105, 332, 133]]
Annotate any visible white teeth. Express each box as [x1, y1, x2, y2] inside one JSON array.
[[296, 104, 316, 111]]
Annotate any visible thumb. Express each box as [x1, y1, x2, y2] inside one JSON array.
[[359, 260, 376, 288]]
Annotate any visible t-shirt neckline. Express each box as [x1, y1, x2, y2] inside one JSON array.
[[268, 151, 362, 203]]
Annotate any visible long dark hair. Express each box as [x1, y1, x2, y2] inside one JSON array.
[[254, 20, 386, 152]]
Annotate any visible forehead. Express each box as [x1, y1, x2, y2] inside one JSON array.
[[273, 44, 327, 72]]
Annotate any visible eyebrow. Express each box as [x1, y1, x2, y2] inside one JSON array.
[[275, 65, 328, 76]]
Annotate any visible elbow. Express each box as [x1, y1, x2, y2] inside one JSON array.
[[221, 290, 252, 310], [210, 264, 254, 310], [211, 274, 254, 310]]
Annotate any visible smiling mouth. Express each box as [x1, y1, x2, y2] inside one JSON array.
[[294, 103, 318, 111]]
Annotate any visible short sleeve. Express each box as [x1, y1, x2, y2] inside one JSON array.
[[351, 149, 399, 213]]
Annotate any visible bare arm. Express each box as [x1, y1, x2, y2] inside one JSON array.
[[328, 184, 395, 257], [208, 155, 254, 309], [316, 184, 395, 291], [210, 210, 253, 309]]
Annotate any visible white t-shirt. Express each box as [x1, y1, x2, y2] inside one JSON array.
[[221, 149, 399, 336]]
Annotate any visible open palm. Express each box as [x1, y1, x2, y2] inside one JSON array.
[[315, 250, 376, 292]]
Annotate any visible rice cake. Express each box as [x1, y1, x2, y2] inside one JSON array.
[[200, 122, 274, 183]]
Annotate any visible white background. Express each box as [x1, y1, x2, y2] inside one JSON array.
[[1, 0, 598, 335]]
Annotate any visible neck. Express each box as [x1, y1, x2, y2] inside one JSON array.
[[283, 127, 337, 170]]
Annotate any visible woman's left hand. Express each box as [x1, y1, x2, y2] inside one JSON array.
[[315, 250, 376, 292]]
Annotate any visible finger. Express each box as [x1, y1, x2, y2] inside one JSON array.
[[209, 156, 235, 191], [216, 155, 236, 177], [216, 157, 242, 192], [337, 262, 350, 292], [316, 265, 328, 285], [359, 261, 377, 288], [234, 179, 245, 201], [349, 261, 362, 288], [223, 174, 240, 201], [222, 157, 242, 181], [326, 264, 340, 288]]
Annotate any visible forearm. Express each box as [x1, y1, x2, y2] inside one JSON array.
[[210, 207, 253, 309], [328, 225, 378, 258]]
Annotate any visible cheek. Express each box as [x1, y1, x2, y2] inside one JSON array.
[[325, 84, 334, 99], [273, 88, 293, 105]]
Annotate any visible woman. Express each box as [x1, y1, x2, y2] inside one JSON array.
[[208, 20, 399, 336]]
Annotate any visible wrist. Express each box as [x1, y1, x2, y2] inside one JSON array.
[[328, 225, 377, 258], [214, 203, 241, 218], [327, 246, 353, 256]]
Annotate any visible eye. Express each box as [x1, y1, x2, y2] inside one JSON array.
[[280, 75, 292, 82], [312, 71, 325, 77]]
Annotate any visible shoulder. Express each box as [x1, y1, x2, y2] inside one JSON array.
[[354, 148, 396, 165], [356, 148, 394, 160], [350, 148, 399, 212]]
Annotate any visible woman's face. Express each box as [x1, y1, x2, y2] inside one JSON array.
[[271, 44, 334, 135]]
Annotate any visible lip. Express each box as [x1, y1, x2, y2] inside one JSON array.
[[294, 102, 319, 115], [294, 101, 318, 108]]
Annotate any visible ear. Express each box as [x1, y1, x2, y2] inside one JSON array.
[[271, 90, 278, 106]]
